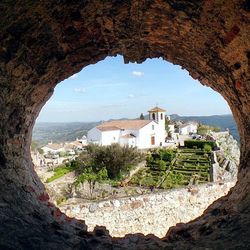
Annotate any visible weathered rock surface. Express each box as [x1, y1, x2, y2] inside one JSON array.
[[211, 131, 240, 181], [213, 131, 240, 165], [0, 1, 250, 249]]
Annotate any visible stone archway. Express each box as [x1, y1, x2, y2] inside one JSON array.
[[0, 1, 249, 249]]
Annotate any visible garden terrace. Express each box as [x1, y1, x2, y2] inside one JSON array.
[[173, 148, 211, 184], [130, 148, 211, 188], [0, 1, 250, 249]]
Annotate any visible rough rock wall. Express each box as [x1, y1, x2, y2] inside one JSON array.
[[61, 182, 235, 238], [214, 132, 240, 166], [212, 131, 240, 181], [0, 1, 250, 249]]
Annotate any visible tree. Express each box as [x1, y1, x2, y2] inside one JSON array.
[[75, 166, 108, 197], [212, 126, 221, 132], [197, 123, 221, 135], [165, 116, 170, 131], [197, 124, 210, 136], [76, 143, 145, 180], [140, 113, 144, 120]]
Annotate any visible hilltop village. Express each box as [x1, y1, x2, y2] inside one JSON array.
[[32, 107, 239, 186], [33, 106, 201, 166]]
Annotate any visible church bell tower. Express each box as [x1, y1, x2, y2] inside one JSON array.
[[148, 106, 166, 127], [148, 106, 166, 146]]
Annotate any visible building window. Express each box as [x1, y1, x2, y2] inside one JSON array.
[[152, 125, 154, 130], [152, 113, 155, 120], [161, 113, 163, 120]]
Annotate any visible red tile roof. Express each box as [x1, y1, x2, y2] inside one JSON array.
[[43, 143, 63, 150], [96, 120, 152, 131], [148, 106, 166, 112], [97, 126, 121, 131]]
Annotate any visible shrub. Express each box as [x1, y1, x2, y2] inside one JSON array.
[[56, 196, 67, 206], [203, 144, 212, 153], [160, 172, 184, 189], [46, 164, 77, 183], [197, 124, 221, 135], [37, 148, 44, 154], [59, 151, 67, 157], [146, 154, 154, 164], [157, 160, 167, 171], [149, 148, 176, 163], [184, 140, 216, 150], [140, 175, 156, 187], [160, 149, 176, 162]]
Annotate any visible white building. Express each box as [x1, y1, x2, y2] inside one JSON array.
[[41, 143, 64, 155], [77, 135, 88, 146], [87, 107, 167, 149], [179, 122, 198, 135]]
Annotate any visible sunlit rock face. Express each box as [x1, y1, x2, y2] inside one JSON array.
[[0, 1, 249, 249]]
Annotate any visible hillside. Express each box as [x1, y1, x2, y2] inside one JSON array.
[[32, 122, 100, 146]]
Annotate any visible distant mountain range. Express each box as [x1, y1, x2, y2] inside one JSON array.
[[32, 122, 100, 146], [32, 114, 239, 146]]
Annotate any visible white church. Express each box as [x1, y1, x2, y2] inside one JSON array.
[[87, 107, 167, 149]]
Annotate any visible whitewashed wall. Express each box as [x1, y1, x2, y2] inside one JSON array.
[[180, 125, 198, 135], [42, 146, 64, 154], [119, 137, 136, 147], [101, 130, 121, 145], [137, 121, 165, 148], [189, 124, 198, 133], [87, 127, 102, 144]]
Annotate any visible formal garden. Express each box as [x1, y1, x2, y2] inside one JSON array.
[[129, 140, 215, 189]]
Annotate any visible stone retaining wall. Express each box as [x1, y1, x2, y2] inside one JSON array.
[[60, 182, 235, 238]]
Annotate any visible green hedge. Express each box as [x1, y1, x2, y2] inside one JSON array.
[[184, 140, 216, 150], [46, 165, 76, 183]]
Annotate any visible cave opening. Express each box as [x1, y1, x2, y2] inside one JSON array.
[[0, 1, 250, 249], [31, 56, 239, 238]]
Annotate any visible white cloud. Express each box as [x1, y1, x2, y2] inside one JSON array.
[[70, 74, 78, 79], [128, 94, 135, 98], [74, 87, 86, 93], [132, 71, 144, 77]]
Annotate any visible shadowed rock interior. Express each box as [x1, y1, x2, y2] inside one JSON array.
[[0, 1, 249, 249]]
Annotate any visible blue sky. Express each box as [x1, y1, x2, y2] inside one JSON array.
[[37, 55, 231, 122]]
